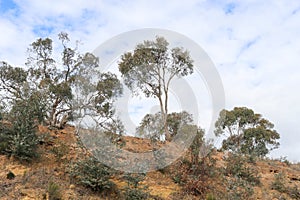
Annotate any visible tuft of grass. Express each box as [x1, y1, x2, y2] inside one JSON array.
[[47, 181, 62, 200]]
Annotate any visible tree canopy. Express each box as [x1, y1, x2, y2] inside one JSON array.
[[215, 107, 280, 157], [119, 36, 194, 140], [0, 32, 123, 131]]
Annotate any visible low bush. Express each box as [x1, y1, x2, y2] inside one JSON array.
[[224, 153, 260, 186], [271, 173, 286, 193], [225, 177, 254, 200], [0, 100, 40, 162], [173, 150, 219, 198], [122, 173, 150, 200], [69, 157, 115, 193]]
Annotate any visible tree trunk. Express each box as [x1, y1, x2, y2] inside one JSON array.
[[164, 87, 171, 141], [158, 95, 170, 141]]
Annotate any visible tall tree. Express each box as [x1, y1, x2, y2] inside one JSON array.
[[215, 107, 280, 157], [26, 32, 82, 128], [119, 36, 194, 140], [0, 32, 123, 130]]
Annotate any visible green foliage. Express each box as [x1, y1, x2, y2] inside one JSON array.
[[1, 33, 123, 132], [0, 121, 11, 154], [225, 177, 254, 200], [26, 33, 83, 128], [136, 112, 164, 141], [172, 173, 183, 184], [0, 62, 28, 101], [221, 153, 261, 200], [50, 141, 69, 162], [271, 172, 300, 199], [72, 54, 124, 134], [0, 98, 41, 161], [190, 127, 205, 165], [288, 185, 300, 199], [271, 172, 287, 193], [119, 36, 193, 98], [47, 181, 62, 200], [123, 173, 150, 200], [215, 107, 280, 157], [119, 36, 194, 140], [137, 111, 194, 141], [278, 156, 291, 166], [206, 193, 217, 200], [173, 150, 218, 197], [224, 153, 260, 186], [12, 100, 40, 160], [69, 157, 115, 192], [167, 111, 194, 137]]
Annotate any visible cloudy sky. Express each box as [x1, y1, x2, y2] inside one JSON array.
[[0, 0, 300, 161]]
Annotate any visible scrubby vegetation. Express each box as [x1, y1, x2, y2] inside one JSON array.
[[69, 157, 116, 193], [0, 33, 298, 200]]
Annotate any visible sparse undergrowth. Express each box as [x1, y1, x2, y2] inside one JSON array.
[[271, 172, 300, 199]]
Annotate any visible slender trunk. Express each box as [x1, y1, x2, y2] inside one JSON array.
[[157, 94, 169, 141], [164, 90, 171, 141]]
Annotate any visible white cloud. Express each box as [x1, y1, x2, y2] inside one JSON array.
[[0, 0, 300, 161]]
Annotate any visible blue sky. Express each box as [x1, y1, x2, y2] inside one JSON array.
[[1, 0, 300, 162]]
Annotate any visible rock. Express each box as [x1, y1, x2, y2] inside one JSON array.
[[69, 184, 76, 189]]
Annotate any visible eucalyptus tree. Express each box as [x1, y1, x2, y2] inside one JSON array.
[[215, 107, 280, 157], [0, 33, 123, 130], [119, 36, 194, 140]]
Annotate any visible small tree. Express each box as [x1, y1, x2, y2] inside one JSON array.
[[190, 127, 205, 165], [1, 97, 42, 161], [119, 36, 194, 140], [215, 107, 280, 157], [69, 157, 115, 192], [26, 33, 83, 128]]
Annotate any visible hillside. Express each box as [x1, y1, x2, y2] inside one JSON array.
[[0, 125, 300, 200]]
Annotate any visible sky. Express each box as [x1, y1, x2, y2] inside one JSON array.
[[0, 0, 300, 162]]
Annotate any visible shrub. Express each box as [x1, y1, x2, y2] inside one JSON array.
[[220, 153, 261, 200], [225, 177, 254, 200], [124, 187, 149, 200], [271, 173, 286, 193], [172, 174, 183, 184], [0, 122, 11, 154], [50, 141, 69, 162], [174, 151, 219, 197], [288, 185, 300, 199], [122, 173, 150, 200], [47, 181, 62, 200], [0, 99, 40, 161], [224, 153, 260, 186], [69, 157, 115, 192]]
